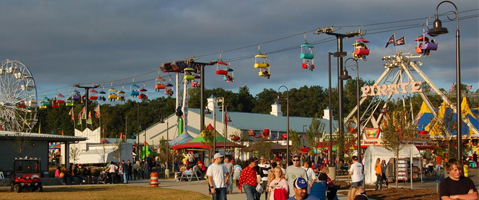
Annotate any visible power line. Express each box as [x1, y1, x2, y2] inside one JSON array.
[[36, 10, 478, 95]]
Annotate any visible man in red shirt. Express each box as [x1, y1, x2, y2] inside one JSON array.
[[239, 157, 259, 200]]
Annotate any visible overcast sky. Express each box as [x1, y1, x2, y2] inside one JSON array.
[[0, 0, 477, 101]]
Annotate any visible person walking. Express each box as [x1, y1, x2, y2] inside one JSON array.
[[121, 160, 129, 184], [258, 156, 271, 200], [317, 167, 337, 200], [132, 161, 139, 180], [105, 161, 118, 184], [268, 166, 288, 200], [439, 158, 478, 200], [302, 161, 317, 194], [127, 160, 133, 181], [207, 153, 229, 200], [349, 156, 363, 187], [286, 155, 308, 197], [374, 158, 382, 191], [287, 177, 319, 200], [233, 160, 243, 194], [380, 160, 388, 188], [239, 157, 259, 200], [224, 156, 234, 194]]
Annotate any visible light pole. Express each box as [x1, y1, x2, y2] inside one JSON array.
[[277, 86, 289, 164], [303, 125, 308, 147], [340, 58, 361, 159], [73, 83, 100, 130], [428, 0, 461, 161], [160, 117, 169, 178], [328, 52, 347, 165]]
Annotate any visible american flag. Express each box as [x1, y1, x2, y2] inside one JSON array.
[[467, 85, 473, 91], [449, 83, 455, 92]]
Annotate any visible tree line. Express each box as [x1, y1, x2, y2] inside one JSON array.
[[35, 81, 478, 142]]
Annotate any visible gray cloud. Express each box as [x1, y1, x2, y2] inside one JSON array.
[[0, 0, 476, 100]]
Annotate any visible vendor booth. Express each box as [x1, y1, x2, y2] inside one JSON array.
[[363, 144, 422, 185]]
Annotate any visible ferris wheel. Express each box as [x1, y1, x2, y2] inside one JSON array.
[[0, 59, 38, 132]]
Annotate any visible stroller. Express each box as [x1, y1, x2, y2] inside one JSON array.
[[97, 171, 109, 184]]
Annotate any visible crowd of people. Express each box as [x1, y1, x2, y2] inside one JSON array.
[[202, 153, 347, 200], [53, 156, 160, 185]]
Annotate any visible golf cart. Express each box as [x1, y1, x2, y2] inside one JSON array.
[[10, 156, 43, 193]]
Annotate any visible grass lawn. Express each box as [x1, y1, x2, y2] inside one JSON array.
[[0, 185, 210, 200]]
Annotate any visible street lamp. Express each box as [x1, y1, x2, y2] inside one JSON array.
[[159, 117, 169, 177], [328, 52, 347, 166], [277, 86, 289, 164], [224, 104, 232, 152], [303, 125, 308, 147], [340, 58, 361, 160], [428, 0, 462, 161]]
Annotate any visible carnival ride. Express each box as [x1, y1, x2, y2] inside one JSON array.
[[340, 52, 478, 150], [0, 59, 38, 132]]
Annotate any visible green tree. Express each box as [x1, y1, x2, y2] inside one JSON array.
[[381, 109, 416, 188], [306, 115, 325, 151], [289, 130, 301, 155]]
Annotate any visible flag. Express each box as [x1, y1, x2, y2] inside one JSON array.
[[81, 106, 86, 119], [395, 36, 406, 46], [69, 108, 74, 121], [94, 105, 101, 118], [449, 83, 455, 92], [385, 34, 395, 48], [86, 111, 92, 124], [467, 85, 473, 91]]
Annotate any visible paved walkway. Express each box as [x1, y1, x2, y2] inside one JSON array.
[[4, 168, 479, 200]]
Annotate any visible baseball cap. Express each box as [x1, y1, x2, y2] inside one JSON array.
[[248, 157, 258, 163], [293, 177, 308, 189], [213, 153, 223, 159]]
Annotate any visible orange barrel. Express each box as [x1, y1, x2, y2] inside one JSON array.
[[150, 172, 158, 187]]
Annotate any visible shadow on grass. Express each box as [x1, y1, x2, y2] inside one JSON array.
[[0, 186, 110, 193]]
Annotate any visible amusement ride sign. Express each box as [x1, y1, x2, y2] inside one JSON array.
[[361, 81, 423, 97]]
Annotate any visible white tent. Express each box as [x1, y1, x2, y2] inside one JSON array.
[[363, 145, 421, 185]]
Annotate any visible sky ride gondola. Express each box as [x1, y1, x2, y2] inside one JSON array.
[[300, 43, 315, 71], [183, 68, 195, 80], [165, 83, 174, 97], [138, 87, 148, 101], [117, 89, 126, 102], [66, 97, 74, 107], [108, 88, 117, 101], [300, 33, 315, 71], [254, 44, 271, 79], [55, 93, 65, 104], [415, 33, 437, 56], [155, 77, 166, 91], [216, 59, 234, 82], [89, 89, 98, 100], [71, 90, 81, 101], [130, 83, 140, 97], [98, 89, 107, 102], [352, 38, 370, 60]]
